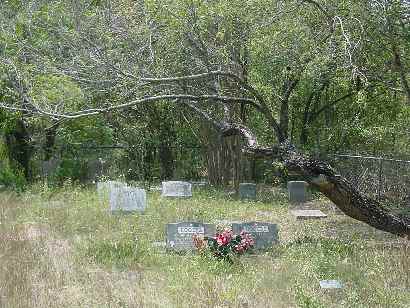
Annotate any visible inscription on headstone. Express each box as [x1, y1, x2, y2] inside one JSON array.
[[166, 222, 215, 251], [288, 181, 308, 203], [239, 183, 257, 200], [109, 186, 146, 213], [231, 221, 279, 250], [162, 181, 192, 197]]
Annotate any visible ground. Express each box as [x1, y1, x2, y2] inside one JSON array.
[[0, 184, 409, 307]]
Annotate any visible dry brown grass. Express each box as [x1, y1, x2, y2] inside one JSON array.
[[0, 187, 409, 308]]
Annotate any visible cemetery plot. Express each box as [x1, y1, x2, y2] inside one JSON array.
[[287, 181, 308, 203], [291, 209, 327, 220], [161, 181, 192, 197], [166, 222, 215, 251], [231, 221, 279, 250], [109, 186, 147, 213], [239, 183, 257, 200]]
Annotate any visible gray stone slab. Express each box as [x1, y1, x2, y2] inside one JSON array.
[[109, 186, 146, 214], [166, 222, 215, 251], [239, 183, 257, 200], [319, 280, 343, 289], [288, 181, 308, 203], [291, 209, 327, 220], [231, 221, 279, 250], [162, 181, 192, 197]]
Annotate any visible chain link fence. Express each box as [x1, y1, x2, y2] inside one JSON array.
[[328, 154, 410, 209]]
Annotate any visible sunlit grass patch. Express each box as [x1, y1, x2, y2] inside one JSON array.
[[0, 185, 409, 307]]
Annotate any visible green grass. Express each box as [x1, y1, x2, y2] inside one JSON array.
[[0, 184, 409, 307]]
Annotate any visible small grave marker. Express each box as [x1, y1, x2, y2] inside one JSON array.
[[231, 221, 279, 250], [166, 222, 215, 251], [239, 183, 257, 200], [319, 280, 343, 289], [162, 181, 192, 197], [109, 186, 146, 214], [288, 181, 308, 203], [291, 209, 327, 220]]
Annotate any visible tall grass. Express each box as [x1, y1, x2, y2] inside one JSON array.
[[0, 185, 409, 307]]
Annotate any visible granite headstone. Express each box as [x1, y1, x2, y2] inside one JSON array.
[[288, 181, 308, 203], [239, 183, 257, 200], [162, 181, 192, 197], [231, 221, 279, 250], [166, 222, 215, 251], [109, 185, 146, 213]]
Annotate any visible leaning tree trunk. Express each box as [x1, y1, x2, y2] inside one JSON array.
[[280, 145, 410, 237], [218, 122, 410, 238]]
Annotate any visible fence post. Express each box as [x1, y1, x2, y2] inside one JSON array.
[[378, 158, 383, 201]]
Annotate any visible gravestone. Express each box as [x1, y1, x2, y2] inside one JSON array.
[[319, 280, 343, 289], [239, 183, 257, 200], [109, 186, 146, 213], [291, 209, 327, 220], [288, 181, 308, 204], [161, 181, 192, 197], [231, 221, 279, 250], [166, 222, 215, 251]]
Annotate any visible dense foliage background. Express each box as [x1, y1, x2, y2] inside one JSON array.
[[0, 0, 409, 189]]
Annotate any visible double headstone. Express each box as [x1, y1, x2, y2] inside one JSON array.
[[232, 221, 279, 250], [288, 181, 308, 204], [166, 222, 215, 251], [239, 183, 257, 200], [161, 181, 192, 197]]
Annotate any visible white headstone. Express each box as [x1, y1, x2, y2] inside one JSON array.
[[161, 181, 192, 197], [109, 186, 146, 213]]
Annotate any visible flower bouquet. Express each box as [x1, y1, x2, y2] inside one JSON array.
[[193, 229, 254, 262]]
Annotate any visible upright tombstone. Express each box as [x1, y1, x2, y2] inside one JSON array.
[[288, 181, 308, 204], [109, 186, 146, 214], [161, 181, 192, 197], [166, 222, 215, 251], [239, 183, 257, 200], [231, 221, 279, 250]]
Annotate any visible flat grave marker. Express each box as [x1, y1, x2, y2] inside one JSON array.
[[291, 209, 327, 220], [166, 222, 215, 251], [162, 181, 192, 197], [288, 181, 308, 204], [231, 221, 279, 250], [319, 280, 343, 289], [239, 183, 257, 200], [109, 186, 147, 214]]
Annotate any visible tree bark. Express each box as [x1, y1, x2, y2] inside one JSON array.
[[280, 145, 410, 237]]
